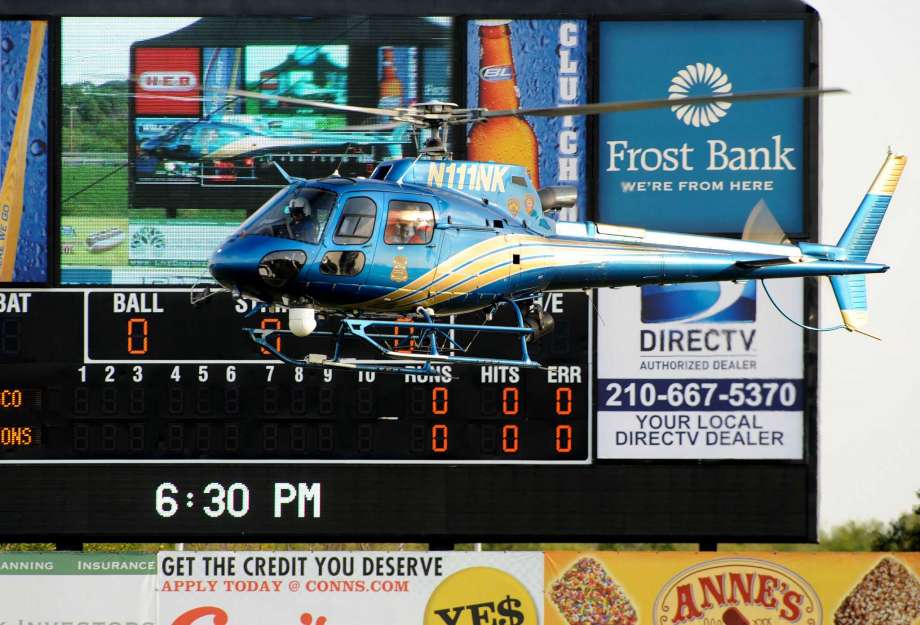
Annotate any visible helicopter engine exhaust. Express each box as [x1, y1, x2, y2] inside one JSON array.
[[523, 304, 554, 343], [289, 307, 317, 337]]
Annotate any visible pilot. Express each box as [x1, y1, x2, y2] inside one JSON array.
[[288, 191, 318, 243]]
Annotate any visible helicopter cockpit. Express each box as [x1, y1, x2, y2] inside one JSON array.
[[242, 186, 336, 244]]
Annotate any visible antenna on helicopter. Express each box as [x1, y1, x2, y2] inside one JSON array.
[[329, 144, 355, 178], [272, 160, 297, 184]]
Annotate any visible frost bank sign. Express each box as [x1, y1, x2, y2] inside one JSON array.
[[597, 21, 805, 234]]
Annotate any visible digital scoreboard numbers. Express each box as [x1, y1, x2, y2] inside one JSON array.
[[0, 289, 589, 462]]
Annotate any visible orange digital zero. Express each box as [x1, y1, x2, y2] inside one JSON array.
[[653, 557, 822, 625], [0, 21, 46, 282]]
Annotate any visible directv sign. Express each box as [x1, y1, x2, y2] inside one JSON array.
[[597, 20, 805, 234], [596, 280, 805, 460]]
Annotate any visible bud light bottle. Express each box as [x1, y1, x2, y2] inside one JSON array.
[[378, 46, 403, 109], [467, 20, 540, 188]]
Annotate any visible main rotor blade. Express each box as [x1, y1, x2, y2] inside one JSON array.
[[482, 87, 846, 119], [225, 88, 401, 118]]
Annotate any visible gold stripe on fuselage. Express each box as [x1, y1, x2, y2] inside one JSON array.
[[360, 233, 669, 311], [367, 237, 624, 310], [361, 236, 514, 309]]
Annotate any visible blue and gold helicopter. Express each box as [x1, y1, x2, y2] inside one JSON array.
[[204, 88, 905, 374]]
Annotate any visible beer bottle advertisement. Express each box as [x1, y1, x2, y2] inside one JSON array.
[[377, 45, 411, 109], [466, 20, 587, 222]]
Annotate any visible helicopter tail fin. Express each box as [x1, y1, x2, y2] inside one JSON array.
[[828, 274, 869, 331], [836, 151, 906, 261], [826, 151, 905, 333]]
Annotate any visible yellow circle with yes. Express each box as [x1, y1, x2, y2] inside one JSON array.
[[424, 566, 538, 625]]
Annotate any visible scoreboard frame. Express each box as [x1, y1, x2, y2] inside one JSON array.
[[0, 1, 821, 543]]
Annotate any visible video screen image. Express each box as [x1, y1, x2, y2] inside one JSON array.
[[61, 17, 453, 285]]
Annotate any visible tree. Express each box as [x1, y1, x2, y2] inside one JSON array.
[[818, 520, 884, 551], [872, 490, 920, 551], [61, 81, 129, 153]]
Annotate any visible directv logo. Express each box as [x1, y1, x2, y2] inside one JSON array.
[[641, 281, 756, 324]]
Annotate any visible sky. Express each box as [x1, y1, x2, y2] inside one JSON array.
[[807, 0, 920, 530], [61, 17, 199, 84]]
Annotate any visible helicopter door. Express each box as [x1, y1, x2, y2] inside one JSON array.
[[311, 193, 381, 306], [432, 226, 514, 311], [364, 194, 440, 309]]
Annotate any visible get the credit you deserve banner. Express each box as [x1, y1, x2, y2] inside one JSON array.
[[157, 551, 543, 625]]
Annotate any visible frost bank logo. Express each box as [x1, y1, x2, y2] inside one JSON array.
[[668, 62, 733, 128], [641, 281, 755, 323]]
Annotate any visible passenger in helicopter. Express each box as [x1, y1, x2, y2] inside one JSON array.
[[385, 204, 434, 245], [408, 218, 433, 244]]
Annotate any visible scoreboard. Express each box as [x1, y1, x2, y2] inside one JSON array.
[[0, 7, 820, 542], [0, 286, 817, 543], [0, 289, 589, 462]]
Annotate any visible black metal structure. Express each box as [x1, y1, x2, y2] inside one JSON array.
[[0, 0, 820, 543]]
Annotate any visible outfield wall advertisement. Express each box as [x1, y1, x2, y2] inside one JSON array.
[[156, 551, 920, 625], [597, 20, 805, 235], [544, 552, 920, 625], [156, 551, 544, 625], [0, 553, 156, 623], [0, 551, 917, 625], [596, 279, 805, 460]]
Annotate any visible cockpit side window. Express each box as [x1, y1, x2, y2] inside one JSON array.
[[242, 186, 336, 244], [238, 185, 294, 233], [384, 200, 435, 245], [333, 197, 377, 245]]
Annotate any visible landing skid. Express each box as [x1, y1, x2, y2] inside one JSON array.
[[244, 300, 542, 375]]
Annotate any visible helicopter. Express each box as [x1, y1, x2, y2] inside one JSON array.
[[202, 87, 905, 375]]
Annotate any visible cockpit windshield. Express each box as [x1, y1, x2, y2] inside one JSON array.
[[241, 186, 336, 244]]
